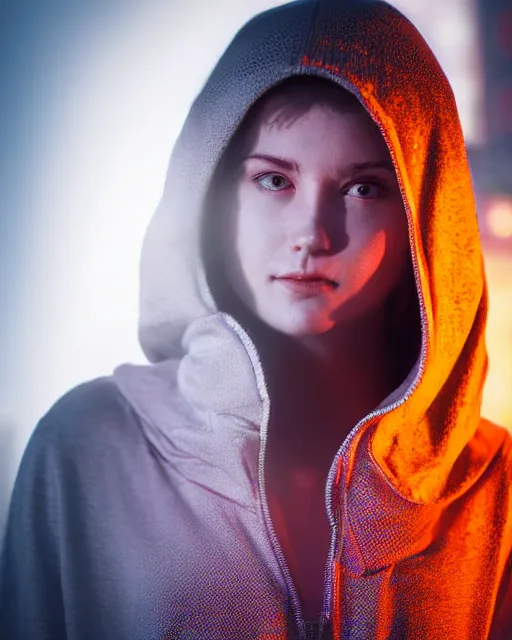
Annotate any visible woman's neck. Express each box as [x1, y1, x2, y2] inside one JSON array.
[[245, 307, 396, 473]]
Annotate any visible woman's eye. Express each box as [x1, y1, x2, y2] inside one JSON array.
[[345, 182, 382, 199], [256, 173, 292, 192]]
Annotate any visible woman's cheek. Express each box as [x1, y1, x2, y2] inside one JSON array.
[[347, 230, 388, 290], [235, 214, 268, 284]]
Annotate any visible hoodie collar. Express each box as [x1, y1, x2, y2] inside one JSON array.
[[114, 313, 267, 509]]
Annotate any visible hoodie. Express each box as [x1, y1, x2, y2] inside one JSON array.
[[1, 1, 511, 638]]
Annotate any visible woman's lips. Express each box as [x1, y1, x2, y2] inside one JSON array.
[[275, 276, 338, 296]]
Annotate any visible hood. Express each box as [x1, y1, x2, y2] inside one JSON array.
[[136, 0, 493, 503]]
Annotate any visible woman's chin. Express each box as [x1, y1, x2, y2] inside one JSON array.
[[263, 311, 335, 337]]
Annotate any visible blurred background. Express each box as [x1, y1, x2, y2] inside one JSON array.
[[1, 0, 511, 533]]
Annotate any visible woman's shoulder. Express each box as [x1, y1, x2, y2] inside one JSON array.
[[45, 375, 130, 416], [5, 378, 148, 539], [27, 376, 145, 464]]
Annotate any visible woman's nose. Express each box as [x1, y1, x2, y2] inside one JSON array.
[[291, 229, 330, 254], [289, 193, 333, 254]]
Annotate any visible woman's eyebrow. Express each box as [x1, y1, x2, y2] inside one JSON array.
[[244, 153, 299, 172], [349, 160, 395, 173], [243, 154, 394, 174]]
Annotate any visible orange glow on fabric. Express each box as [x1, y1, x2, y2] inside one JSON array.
[[330, 560, 342, 640]]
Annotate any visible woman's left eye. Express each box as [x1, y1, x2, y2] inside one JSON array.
[[255, 173, 292, 192], [345, 182, 382, 199]]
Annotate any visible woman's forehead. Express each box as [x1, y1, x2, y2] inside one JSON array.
[[251, 77, 366, 131], [250, 87, 387, 162]]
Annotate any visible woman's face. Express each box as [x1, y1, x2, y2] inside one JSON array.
[[219, 92, 410, 337]]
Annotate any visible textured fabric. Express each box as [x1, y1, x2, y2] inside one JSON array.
[[2, 1, 512, 638]]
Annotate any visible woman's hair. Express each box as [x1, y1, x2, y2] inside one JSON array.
[[202, 75, 422, 389]]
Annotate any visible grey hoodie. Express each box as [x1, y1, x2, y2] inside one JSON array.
[[1, 1, 512, 639]]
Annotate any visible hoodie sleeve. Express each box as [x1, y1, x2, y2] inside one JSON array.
[[0, 417, 67, 640]]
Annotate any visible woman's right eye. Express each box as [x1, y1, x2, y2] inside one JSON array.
[[254, 173, 292, 192]]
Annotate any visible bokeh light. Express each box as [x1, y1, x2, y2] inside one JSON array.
[[487, 196, 512, 238]]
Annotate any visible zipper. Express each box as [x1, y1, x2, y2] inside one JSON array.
[[318, 374, 424, 630], [222, 314, 308, 638]]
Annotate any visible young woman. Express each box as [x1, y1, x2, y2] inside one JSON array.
[[1, 1, 511, 639]]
